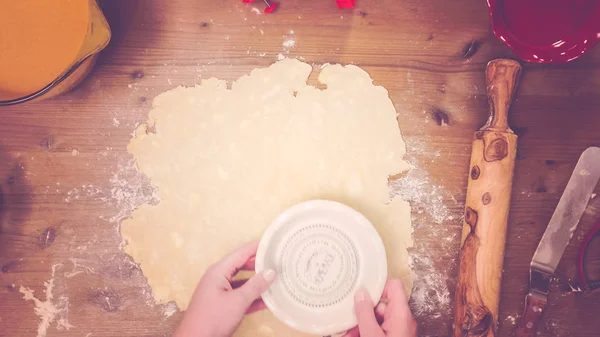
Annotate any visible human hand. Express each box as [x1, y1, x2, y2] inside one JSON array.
[[174, 241, 276, 337], [344, 279, 417, 337]]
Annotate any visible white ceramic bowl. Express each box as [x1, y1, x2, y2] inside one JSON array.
[[255, 200, 388, 336]]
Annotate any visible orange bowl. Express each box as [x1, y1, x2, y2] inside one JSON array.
[[0, 0, 111, 106]]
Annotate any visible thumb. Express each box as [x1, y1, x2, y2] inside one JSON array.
[[354, 287, 385, 337], [236, 269, 276, 307]]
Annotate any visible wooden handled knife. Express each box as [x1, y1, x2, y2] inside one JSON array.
[[515, 147, 600, 337]]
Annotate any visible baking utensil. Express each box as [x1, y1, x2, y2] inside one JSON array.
[[488, 0, 600, 63], [453, 59, 522, 337], [255, 200, 387, 336], [516, 147, 600, 337], [0, 0, 111, 106]]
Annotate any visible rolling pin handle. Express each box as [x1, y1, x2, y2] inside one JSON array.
[[483, 59, 522, 132]]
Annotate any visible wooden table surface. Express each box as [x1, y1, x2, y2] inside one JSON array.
[[2, 1, 600, 336]]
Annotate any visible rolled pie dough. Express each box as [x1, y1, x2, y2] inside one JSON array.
[[121, 59, 412, 336]]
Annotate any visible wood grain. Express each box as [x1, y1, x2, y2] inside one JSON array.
[[483, 59, 521, 132], [453, 59, 520, 337], [1, 1, 600, 336]]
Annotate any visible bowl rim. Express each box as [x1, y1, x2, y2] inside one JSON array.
[[488, 0, 600, 64], [255, 199, 388, 335], [0, 0, 111, 106]]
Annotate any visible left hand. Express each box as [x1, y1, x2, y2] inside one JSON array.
[[174, 241, 276, 337]]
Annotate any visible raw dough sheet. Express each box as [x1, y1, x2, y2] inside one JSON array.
[[121, 58, 412, 336]]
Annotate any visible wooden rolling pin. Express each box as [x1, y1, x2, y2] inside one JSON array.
[[453, 59, 522, 337]]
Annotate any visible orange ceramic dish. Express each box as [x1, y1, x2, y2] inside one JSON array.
[[0, 0, 111, 105]]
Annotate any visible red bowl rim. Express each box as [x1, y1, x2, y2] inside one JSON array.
[[488, 0, 600, 64]]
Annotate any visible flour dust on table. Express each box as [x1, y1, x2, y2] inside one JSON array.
[[120, 58, 413, 336]]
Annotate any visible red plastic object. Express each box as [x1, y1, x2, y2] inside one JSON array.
[[242, 0, 253, 3], [488, 0, 600, 63], [336, 0, 355, 9], [577, 221, 600, 289], [264, 2, 278, 13]]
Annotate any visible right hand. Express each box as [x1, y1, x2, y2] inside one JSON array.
[[343, 279, 417, 337]]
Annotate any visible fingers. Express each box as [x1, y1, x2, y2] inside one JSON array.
[[354, 287, 385, 337], [380, 279, 417, 336], [212, 241, 260, 279], [347, 282, 413, 337], [246, 298, 267, 314], [230, 279, 247, 289], [383, 279, 409, 303], [383, 279, 413, 320], [235, 269, 276, 309], [241, 256, 256, 271], [375, 302, 386, 324], [341, 327, 360, 337]]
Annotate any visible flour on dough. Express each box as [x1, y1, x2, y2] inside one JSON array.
[[121, 58, 412, 336]]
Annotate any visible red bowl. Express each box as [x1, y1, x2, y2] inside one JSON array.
[[488, 0, 600, 63]]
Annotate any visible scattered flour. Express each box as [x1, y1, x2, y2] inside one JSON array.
[[505, 315, 517, 325], [251, 7, 262, 15], [64, 184, 102, 202], [281, 31, 296, 56], [409, 254, 452, 317], [390, 163, 449, 224], [60, 156, 159, 229], [102, 158, 159, 225], [63, 258, 96, 278], [282, 39, 295, 48], [163, 301, 179, 319], [19, 264, 73, 337], [390, 138, 462, 318]]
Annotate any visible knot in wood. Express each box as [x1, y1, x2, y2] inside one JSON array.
[[482, 192, 491, 205], [484, 137, 508, 162], [38, 227, 57, 249], [461, 305, 493, 336], [470, 165, 481, 180], [465, 207, 478, 229]]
